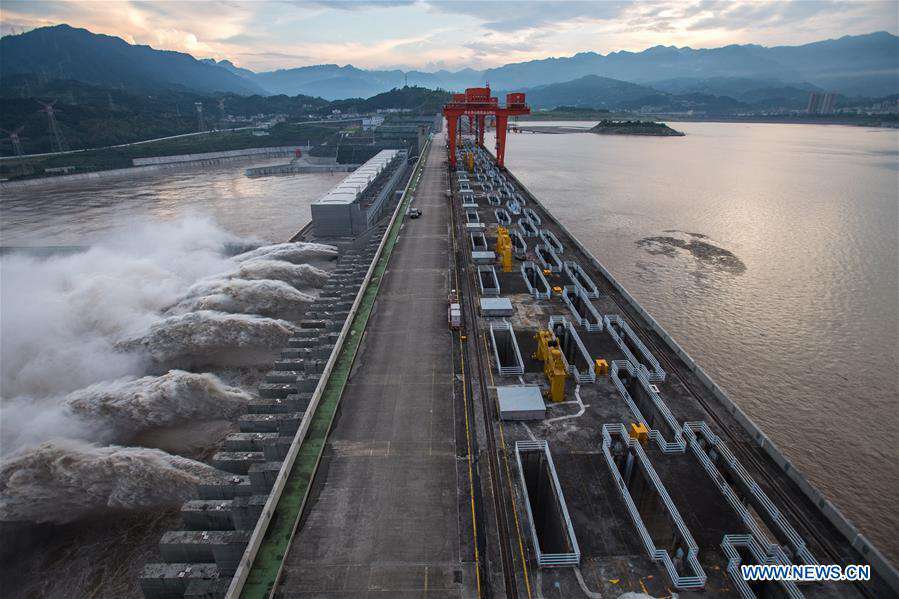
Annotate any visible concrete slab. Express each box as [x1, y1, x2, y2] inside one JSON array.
[[276, 134, 465, 598]]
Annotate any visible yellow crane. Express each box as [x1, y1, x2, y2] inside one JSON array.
[[496, 226, 513, 272], [533, 329, 568, 402]]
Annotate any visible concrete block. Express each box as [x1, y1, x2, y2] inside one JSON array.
[[183, 579, 230, 598], [158, 531, 249, 577], [273, 359, 304, 371], [249, 462, 282, 494], [263, 436, 293, 461], [257, 382, 296, 400], [197, 475, 252, 500], [139, 563, 219, 599], [238, 412, 302, 435], [223, 433, 278, 452], [231, 494, 270, 531], [211, 451, 265, 475], [264, 371, 298, 384], [181, 500, 234, 531], [296, 376, 319, 393], [246, 397, 306, 414]]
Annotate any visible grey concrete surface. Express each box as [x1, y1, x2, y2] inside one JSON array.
[[276, 135, 469, 598]]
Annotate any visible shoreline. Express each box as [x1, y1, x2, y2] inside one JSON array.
[[517, 115, 898, 128]]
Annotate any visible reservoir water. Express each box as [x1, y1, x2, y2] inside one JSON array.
[[0, 158, 344, 246], [496, 121, 899, 562]]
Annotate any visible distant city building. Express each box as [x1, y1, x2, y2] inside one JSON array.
[[807, 92, 836, 115], [362, 115, 386, 130]]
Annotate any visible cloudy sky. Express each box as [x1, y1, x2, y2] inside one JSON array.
[[1, 0, 896, 72]]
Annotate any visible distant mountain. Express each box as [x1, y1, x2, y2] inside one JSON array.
[[0, 25, 267, 95], [481, 32, 898, 96], [201, 58, 258, 82], [515, 75, 749, 114], [516, 76, 660, 109], [244, 31, 896, 99], [649, 77, 821, 110], [1, 25, 895, 101]]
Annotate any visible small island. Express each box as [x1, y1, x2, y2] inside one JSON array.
[[590, 119, 685, 136]]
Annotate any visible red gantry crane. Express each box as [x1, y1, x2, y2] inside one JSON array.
[[443, 85, 529, 169]]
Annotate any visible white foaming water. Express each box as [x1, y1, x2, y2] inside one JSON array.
[[232, 241, 338, 266], [134, 310, 300, 366], [171, 278, 316, 319], [0, 217, 241, 399], [0, 439, 226, 524], [226, 259, 330, 289], [65, 371, 251, 437], [0, 218, 335, 523], [1, 370, 252, 453]]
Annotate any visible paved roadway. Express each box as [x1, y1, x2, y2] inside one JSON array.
[[275, 133, 471, 598]]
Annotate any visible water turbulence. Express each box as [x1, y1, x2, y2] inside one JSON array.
[[171, 279, 316, 319], [0, 440, 227, 524], [64, 371, 252, 438], [637, 233, 746, 274], [226, 258, 330, 288], [0, 217, 337, 529], [133, 310, 301, 367], [231, 241, 338, 265]]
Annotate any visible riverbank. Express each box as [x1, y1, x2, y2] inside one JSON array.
[[516, 120, 684, 136], [0, 147, 304, 190], [517, 112, 898, 128]]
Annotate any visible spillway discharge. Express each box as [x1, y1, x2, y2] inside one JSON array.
[[0, 440, 227, 524], [0, 217, 337, 522]]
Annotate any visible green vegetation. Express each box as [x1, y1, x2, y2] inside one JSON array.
[[589, 119, 685, 136], [0, 77, 446, 158], [0, 122, 344, 180]]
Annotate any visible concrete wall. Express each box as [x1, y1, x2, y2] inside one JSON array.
[[132, 147, 305, 166], [0, 146, 301, 190]]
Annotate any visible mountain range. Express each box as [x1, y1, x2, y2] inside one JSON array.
[[1, 25, 896, 103]]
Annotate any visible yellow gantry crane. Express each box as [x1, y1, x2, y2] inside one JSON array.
[[465, 151, 475, 172], [495, 226, 513, 272], [533, 329, 568, 402]]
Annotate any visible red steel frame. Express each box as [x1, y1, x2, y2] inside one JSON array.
[[443, 86, 530, 169]]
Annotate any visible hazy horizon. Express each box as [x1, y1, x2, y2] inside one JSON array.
[[1, 0, 896, 71]]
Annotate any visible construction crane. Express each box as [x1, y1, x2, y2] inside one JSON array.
[[37, 100, 67, 152], [533, 329, 568, 403], [442, 85, 529, 169], [495, 226, 513, 272], [1, 126, 25, 156]]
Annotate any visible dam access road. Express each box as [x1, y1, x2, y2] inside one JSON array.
[[224, 130, 897, 599]]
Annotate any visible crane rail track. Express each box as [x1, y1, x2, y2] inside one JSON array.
[[450, 167, 521, 599]]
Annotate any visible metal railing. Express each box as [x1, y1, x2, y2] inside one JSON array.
[[610, 360, 685, 453], [548, 316, 595, 383], [721, 534, 804, 599], [561, 285, 602, 332], [604, 314, 666, 382], [562, 261, 599, 299], [684, 422, 817, 567], [521, 261, 551, 300], [514, 440, 581, 568], [489, 320, 525, 376], [601, 424, 706, 590]]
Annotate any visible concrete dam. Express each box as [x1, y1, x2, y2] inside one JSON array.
[[134, 95, 896, 599]]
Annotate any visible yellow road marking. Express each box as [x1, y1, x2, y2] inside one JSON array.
[[482, 332, 534, 599], [450, 185, 482, 599]]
